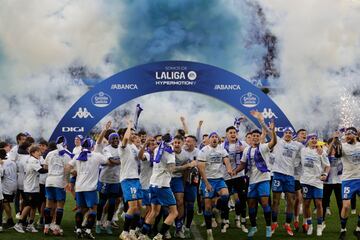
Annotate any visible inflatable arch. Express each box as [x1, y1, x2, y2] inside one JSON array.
[[49, 61, 293, 149]]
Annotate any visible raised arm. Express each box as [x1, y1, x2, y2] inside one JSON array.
[[196, 120, 203, 145], [260, 126, 267, 144], [96, 121, 112, 145], [267, 119, 277, 150], [180, 116, 189, 135], [138, 137, 151, 161], [122, 119, 133, 147], [251, 110, 268, 129]]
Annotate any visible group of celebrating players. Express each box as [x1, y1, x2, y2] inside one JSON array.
[[0, 110, 360, 240]]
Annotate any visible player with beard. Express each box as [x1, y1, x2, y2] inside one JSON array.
[[300, 133, 330, 236], [170, 135, 191, 238], [270, 127, 303, 236], [293, 128, 307, 231], [119, 120, 143, 240], [198, 132, 234, 240], [221, 126, 248, 233], [95, 132, 121, 235], [182, 135, 200, 238], [234, 111, 277, 240], [138, 130, 147, 146], [330, 127, 360, 240]]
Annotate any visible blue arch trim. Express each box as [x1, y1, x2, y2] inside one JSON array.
[[49, 61, 293, 149]]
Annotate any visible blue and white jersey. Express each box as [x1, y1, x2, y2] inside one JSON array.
[[183, 148, 199, 183], [45, 150, 71, 188], [240, 144, 271, 185], [68, 152, 107, 192], [150, 148, 175, 187], [23, 156, 42, 193], [221, 141, 248, 180], [300, 147, 330, 189], [119, 143, 140, 182], [272, 138, 303, 176], [100, 145, 120, 184], [172, 150, 188, 178], [72, 146, 82, 156], [140, 152, 153, 189], [1, 159, 17, 195], [341, 142, 360, 181], [198, 145, 228, 179], [183, 148, 200, 162]]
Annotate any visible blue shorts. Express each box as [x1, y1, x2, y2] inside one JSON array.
[[45, 187, 66, 202], [76, 191, 98, 208], [150, 186, 176, 206], [170, 177, 184, 193], [301, 184, 323, 199], [248, 181, 270, 199], [184, 182, 197, 202], [200, 178, 227, 199], [272, 172, 295, 193], [121, 179, 143, 202], [142, 189, 151, 206], [97, 182, 122, 197], [342, 179, 360, 200]]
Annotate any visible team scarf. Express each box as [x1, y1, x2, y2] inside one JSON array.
[[146, 148, 155, 167], [133, 104, 143, 131], [246, 145, 269, 173], [153, 141, 173, 163], [56, 136, 74, 159], [199, 142, 206, 150], [77, 138, 94, 161], [234, 117, 242, 132], [224, 138, 243, 164]]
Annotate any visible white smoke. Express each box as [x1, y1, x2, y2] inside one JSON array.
[[4, 0, 357, 141], [0, 0, 122, 139], [257, 0, 360, 134], [0, 0, 263, 141]]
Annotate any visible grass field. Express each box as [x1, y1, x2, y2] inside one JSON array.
[[0, 193, 358, 240]]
